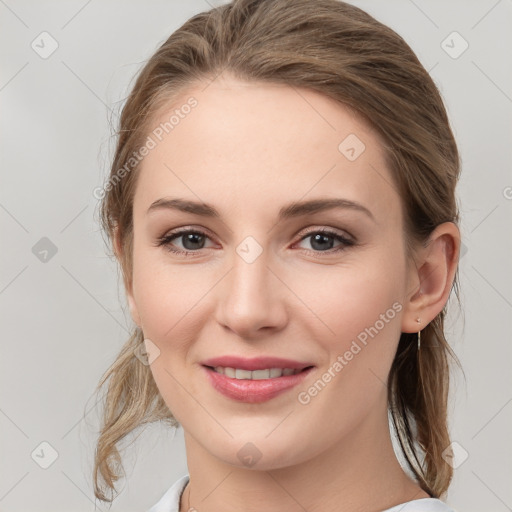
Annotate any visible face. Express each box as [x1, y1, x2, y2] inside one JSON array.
[[126, 73, 414, 469]]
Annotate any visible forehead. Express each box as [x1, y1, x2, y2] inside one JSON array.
[[133, 74, 400, 226]]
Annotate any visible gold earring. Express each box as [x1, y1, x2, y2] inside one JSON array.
[[416, 317, 421, 351]]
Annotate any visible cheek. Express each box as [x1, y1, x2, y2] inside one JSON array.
[[132, 244, 207, 338], [290, 266, 404, 433], [341, 276, 405, 394], [289, 253, 404, 342], [132, 255, 209, 420], [290, 255, 405, 410]]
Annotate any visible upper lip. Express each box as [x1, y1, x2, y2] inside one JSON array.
[[201, 356, 314, 371]]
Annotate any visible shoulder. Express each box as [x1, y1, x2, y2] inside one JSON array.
[[146, 474, 190, 512], [382, 497, 459, 511]]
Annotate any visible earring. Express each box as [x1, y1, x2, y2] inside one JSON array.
[[416, 317, 421, 351]]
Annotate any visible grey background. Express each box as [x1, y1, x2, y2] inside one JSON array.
[[1, 0, 511, 511]]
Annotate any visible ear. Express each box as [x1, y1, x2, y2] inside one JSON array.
[[401, 222, 460, 333], [113, 226, 142, 328]]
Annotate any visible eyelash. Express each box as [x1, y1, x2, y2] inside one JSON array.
[[155, 227, 355, 257]]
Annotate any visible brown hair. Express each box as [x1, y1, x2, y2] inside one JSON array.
[[93, 0, 462, 502]]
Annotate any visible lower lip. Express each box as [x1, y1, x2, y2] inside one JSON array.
[[202, 365, 315, 403]]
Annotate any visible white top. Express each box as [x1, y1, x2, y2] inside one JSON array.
[[147, 474, 458, 512]]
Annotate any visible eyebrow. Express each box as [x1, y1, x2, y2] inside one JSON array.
[[147, 197, 375, 222]]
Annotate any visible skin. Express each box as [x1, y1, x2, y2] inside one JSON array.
[[117, 72, 460, 512]]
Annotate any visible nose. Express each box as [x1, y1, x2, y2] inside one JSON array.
[[215, 248, 288, 339]]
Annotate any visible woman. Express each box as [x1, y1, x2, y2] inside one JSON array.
[[93, 0, 462, 510]]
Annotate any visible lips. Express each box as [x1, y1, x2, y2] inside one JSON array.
[[202, 364, 315, 403], [201, 355, 314, 371]]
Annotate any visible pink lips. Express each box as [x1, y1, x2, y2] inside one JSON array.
[[201, 356, 315, 403]]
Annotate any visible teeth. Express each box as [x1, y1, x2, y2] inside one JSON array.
[[213, 366, 301, 379]]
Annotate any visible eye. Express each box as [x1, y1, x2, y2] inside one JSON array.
[[294, 228, 355, 255], [155, 229, 215, 255]]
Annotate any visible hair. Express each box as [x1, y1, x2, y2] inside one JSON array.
[[93, 0, 463, 503]]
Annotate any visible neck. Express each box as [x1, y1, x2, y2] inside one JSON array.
[[180, 400, 429, 512]]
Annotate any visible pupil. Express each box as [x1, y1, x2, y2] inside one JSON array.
[[311, 233, 333, 251], [183, 233, 204, 250]]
